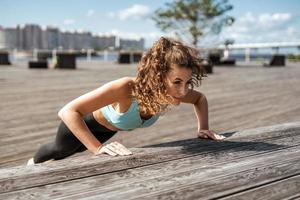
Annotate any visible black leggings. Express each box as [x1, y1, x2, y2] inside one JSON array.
[[33, 113, 117, 163]]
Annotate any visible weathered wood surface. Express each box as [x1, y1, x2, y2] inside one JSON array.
[[0, 122, 299, 199], [1, 61, 300, 169], [1, 60, 300, 199]]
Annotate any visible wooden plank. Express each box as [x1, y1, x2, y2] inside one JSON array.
[[115, 148, 300, 200], [1, 62, 300, 169], [219, 174, 300, 200], [1, 62, 300, 200], [0, 122, 299, 193], [0, 124, 299, 198], [1, 144, 299, 200]]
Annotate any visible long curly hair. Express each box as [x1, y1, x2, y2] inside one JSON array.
[[132, 37, 206, 116]]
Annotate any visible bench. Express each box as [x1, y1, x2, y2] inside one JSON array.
[[118, 52, 131, 64], [28, 60, 48, 69], [0, 51, 11, 65], [208, 53, 221, 65], [132, 52, 142, 63], [264, 54, 286, 67], [0, 122, 299, 199], [202, 60, 213, 74], [209, 53, 236, 66], [220, 58, 236, 65], [28, 53, 50, 69], [118, 51, 143, 64], [54, 53, 77, 69]]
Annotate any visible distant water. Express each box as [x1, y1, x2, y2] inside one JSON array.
[[10, 53, 119, 63], [82, 53, 281, 62], [77, 54, 119, 62], [9, 52, 295, 63], [78, 53, 280, 62], [230, 54, 273, 61]]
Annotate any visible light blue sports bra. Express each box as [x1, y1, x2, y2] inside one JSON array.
[[100, 99, 160, 131]]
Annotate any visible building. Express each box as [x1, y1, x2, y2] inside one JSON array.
[[0, 26, 19, 49], [43, 27, 61, 50], [74, 31, 93, 50], [93, 35, 116, 50], [22, 24, 43, 50], [0, 26, 6, 49], [119, 38, 145, 50], [0, 24, 144, 51], [60, 31, 74, 50]]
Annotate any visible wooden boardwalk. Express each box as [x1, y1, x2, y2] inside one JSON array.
[[1, 61, 300, 169], [0, 122, 299, 199], [1, 60, 300, 199]]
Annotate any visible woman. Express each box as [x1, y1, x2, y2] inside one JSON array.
[[27, 37, 225, 165]]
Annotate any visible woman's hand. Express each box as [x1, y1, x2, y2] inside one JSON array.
[[95, 142, 133, 156], [197, 130, 226, 140]]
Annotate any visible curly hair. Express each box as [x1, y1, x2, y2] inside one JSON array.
[[132, 37, 206, 116]]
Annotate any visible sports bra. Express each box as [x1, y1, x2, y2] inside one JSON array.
[[100, 99, 160, 131]]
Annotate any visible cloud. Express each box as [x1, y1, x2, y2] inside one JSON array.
[[238, 12, 291, 31], [219, 12, 300, 43], [86, 9, 95, 17], [110, 4, 152, 21], [259, 13, 291, 26], [63, 19, 75, 25], [107, 12, 115, 19]]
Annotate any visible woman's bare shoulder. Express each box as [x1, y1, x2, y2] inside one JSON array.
[[120, 76, 136, 83], [115, 77, 136, 95], [116, 76, 134, 85]]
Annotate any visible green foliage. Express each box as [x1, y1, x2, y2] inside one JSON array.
[[224, 39, 234, 46], [94, 46, 109, 51], [288, 54, 300, 62], [152, 0, 235, 46]]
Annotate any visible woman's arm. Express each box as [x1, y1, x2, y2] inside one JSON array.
[[193, 92, 209, 130], [180, 89, 225, 140], [58, 77, 134, 154]]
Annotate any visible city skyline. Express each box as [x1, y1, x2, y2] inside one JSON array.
[[1, 0, 300, 47], [0, 24, 145, 51]]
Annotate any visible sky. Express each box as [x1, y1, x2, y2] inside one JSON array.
[[1, 0, 300, 47]]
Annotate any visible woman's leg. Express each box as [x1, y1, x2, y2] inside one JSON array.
[[33, 120, 83, 163]]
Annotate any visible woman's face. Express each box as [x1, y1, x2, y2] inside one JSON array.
[[165, 64, 193, 105]]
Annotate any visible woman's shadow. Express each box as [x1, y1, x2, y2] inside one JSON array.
[[141, 131, 288, 155]]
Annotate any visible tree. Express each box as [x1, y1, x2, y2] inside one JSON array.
[[152, 0, 235, 46], [224, 38, 234, 46]]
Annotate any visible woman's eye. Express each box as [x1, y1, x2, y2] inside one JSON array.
[[173, 81, 181, 84]]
